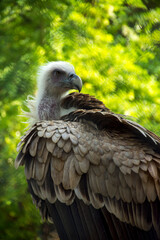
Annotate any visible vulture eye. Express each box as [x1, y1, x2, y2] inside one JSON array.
[[55, 70, 61, 75], [52, 69, 62, 77]]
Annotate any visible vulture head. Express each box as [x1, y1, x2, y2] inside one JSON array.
[[35, 61, 82, 120]]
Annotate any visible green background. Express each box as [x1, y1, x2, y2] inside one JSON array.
[[1, 0, 160, 239]]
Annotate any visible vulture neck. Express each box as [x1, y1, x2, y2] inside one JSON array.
[[38, 94, 61, 120]]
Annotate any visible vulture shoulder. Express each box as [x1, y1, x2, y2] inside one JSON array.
[[61, 92, 110, 111], [16, 92, 160, 240]]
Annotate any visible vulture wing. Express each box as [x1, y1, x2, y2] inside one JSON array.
[[16, 94, 160, 240]]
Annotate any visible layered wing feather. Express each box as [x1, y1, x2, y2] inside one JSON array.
[[16, 110, 160, 237], [60, 92, 109, 111]]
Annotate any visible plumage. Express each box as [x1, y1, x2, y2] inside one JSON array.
[[16, 61, 160, 239]]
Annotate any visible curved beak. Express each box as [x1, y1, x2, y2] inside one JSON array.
[[68, 73, 82, 92]]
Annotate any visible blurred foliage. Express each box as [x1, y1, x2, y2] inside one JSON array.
[[0, 0, 160, 239]]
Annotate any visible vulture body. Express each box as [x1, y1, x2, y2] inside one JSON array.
[[16, 61, 160, 240]]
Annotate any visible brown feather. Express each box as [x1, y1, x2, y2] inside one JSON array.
[[46, 139, 56, 153], [148, 162, 158, 180], [63, 140, 72, 153], [68, 157, 81, 189]]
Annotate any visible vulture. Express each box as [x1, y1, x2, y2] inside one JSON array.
[[16, 61, 160, 240]]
